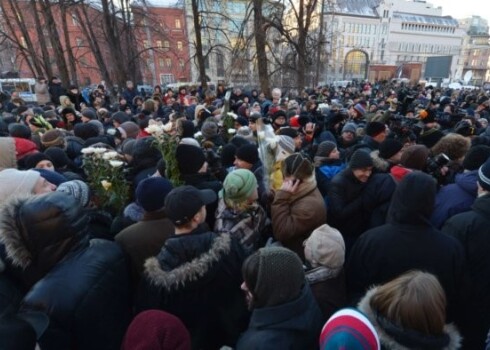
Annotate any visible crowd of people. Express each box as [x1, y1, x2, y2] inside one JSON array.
[[1, 77, 490, 349]]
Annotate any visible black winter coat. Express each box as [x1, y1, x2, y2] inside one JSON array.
[[346, 172, 466, 324], [235, 284, 323, 350], [442, 194, 490, 350], [138, 227, 248, 350]]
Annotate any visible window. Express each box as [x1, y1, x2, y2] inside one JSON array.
[[159, 58, 164, 68], [143, 40, 150, 49], [165, 58, 172, 67], [160, 74, 174, 85], [177, 41, 183, 51], [175, 19, 181, 29], [76, 38, 83, 47], [80, 57, 89, 67], [179, 59, 185, 68], [156, 40, 162, 48], [163, 40, 170, 49], [72, 14, 79, 26]]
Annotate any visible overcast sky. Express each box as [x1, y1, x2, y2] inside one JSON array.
[[146, 0, 489, 26]]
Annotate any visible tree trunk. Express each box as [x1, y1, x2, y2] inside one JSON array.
[[253, 0, 270, 97], [191, 0, 207, 89], [29, 0, 53, 79], [39, 0, 70, 86], [60, 2, 79, 85]]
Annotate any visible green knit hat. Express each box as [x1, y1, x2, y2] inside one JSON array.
[[221, 169, 257, 205]]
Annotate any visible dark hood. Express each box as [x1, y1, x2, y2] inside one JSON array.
[[454, 170, 478, 197], [387, 171, 437, 226], [0, 192, 89, 289]]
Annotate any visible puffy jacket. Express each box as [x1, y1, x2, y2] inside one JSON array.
[[0, 192, 131, 350]]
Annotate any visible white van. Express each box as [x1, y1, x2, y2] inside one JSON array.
[[0, 78, 37, 102]]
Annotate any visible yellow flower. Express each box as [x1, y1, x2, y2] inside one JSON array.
[[101, 180, 112, 191]]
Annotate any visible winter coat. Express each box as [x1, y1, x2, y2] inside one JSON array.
[[0, 192, 130, 350], [346, 173, 465, 324], [235, 284, 323, 350], [214, 199, 270, 255], [306, 267, 347, 322], [371, 149, 395, 173], [362, 173, 397, 229], [358, 287, 462, 350], [271, 175, 326, 260], [327, 168, 370, 250], [431, 171, 478, 229], [35, 82, 51, 105], [138, 227, 248, 349], [115, 210, 174, 288], [314, 159, 346, 198], [442, 194, 490, 349]]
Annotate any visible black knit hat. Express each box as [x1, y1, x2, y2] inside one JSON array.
[[136, 177, 174, 212], [23, 152, 52, 170], [8, 123, 31, 139], [463, 145, 490, 171], [221, 144, 237, 168], [175, 144, 206, 175], [73, 123, 99, 140], [235, 144, 259, 165], [349, 150, 373, 169], [365, 121, 386, 137], [252, 247, 304, 308], [316, 141, 337, 158], [277, 127, 299, 139], [379, 138, 403, 160], [478, 159, 490, 192]]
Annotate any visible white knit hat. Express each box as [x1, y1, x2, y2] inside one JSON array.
[[0, 169, 40, 203]]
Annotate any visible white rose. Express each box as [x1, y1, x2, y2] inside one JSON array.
[[162, 122, 173, 133], [145, 124, 162, 134], [194, 131, 202, 138], [227, 112, 238, 120], [81, 147, 96, 154], [103, 151, 119, 160], [227, 128, 236, 134], [109, 160, 124, 168], [92, 147, 107, 154]]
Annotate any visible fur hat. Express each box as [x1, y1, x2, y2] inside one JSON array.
[[235, 144, 259, 165], [320, 308, 380, 350], [282, 153, 314, 180], [478, 159, 490, 192], [117, 121, 140, 139], [401, 145, 429, 170], [316, 141, 337, 158], [253, 247, 305, 308], [365, 122, 386, 137], [0, 169, 40, 202], [201, 120, 218, 139], [463, 145, 490, 171], [136, 177, 174, 212], [378, 139, 403, 160], [304, 224, 345, 271], [349, 150, 373, 170], [41, 129, 65, 148], [221, 169, 257, 206], [56, 180, 90, 207], [175, 144, 205, 175]]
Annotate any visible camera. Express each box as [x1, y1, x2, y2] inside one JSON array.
[[425, 153, 450, 182]]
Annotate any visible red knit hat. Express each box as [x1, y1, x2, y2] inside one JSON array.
[[122, 310, 191, 350], [289, 115, 300, 128], [13, 137, 38, 160]]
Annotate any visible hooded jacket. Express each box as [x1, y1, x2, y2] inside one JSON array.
[[358, 287, 462, 350], [0, 192, 130, 350], [442, 194, 490, 349], [431, 171, 478, 229], [139, 227, 248, 349], [346, 172, 465, 323], [236, 284, 323, 350]]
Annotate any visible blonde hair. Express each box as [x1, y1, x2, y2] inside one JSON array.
[[370, 270, 446, 335]]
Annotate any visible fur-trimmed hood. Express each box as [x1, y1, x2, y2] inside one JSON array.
[[358, 287, 462, 350], [144, 232, 232, 292], [371, 150, 391, 172]]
